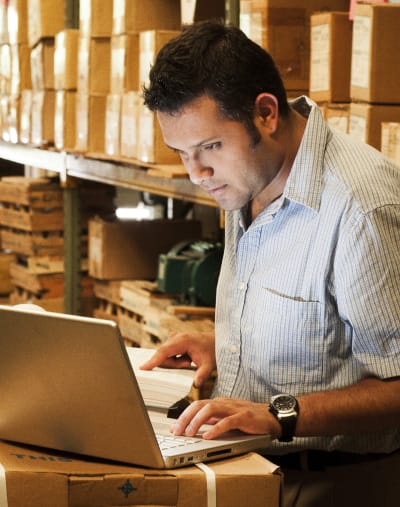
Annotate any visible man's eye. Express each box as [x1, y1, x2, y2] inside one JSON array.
[[203, 142, 221, 151]]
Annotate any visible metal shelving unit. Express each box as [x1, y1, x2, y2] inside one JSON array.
[[0, 0, 240, 313]]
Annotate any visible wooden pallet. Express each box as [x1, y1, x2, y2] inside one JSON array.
[[9, 286, 96, 315], [93, 299, 120, 323], [0, 228, 88, 257], [9, 286, 64, 312], [14, 254, 88, 275], [0, 203, 64, 232], [93, 280, 122, 305], [9, 262, 94, 298], [117, 307, 161, 349], [1, 228, 65, 256], [0, 176, 63, 208], [119, 280, 176, 317], [0, 251, 15, 295]]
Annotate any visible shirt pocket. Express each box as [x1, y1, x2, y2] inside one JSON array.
[[257, 287, 326, 392]]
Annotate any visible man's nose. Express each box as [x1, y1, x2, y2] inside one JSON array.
[[185, 156, 213, 185]]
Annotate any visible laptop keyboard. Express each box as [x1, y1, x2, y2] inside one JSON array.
[[156, 434, 201, 450]]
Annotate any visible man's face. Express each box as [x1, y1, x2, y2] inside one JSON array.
[[157, 95, 283, 211]]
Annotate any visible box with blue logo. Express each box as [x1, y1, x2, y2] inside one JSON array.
[[0, 440, 281, 507]]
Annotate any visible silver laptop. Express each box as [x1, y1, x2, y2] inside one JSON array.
[[0, 305, 271, 468]]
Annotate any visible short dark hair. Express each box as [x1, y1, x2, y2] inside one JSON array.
[[143, 20, 290, 137]]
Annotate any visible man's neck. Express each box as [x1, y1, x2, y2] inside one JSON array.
[[250, 108, 307, 221]]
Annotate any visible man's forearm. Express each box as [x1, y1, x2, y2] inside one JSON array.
[[296, 376, 400, 437]]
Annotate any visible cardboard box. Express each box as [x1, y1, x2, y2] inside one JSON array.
[[324, 102, 350, 134], [0, 43, 11, 95], [110, 33, 139, 94], [75, 93, 107, 153], [120, 90, 140, 159], [137, 99, 181, 164], [88, 216, 202, 280], [0, 0, 8, 44], [0, 441, 281, 507], [30, 89, 55, 146], [239, 0, 349, 90], [27, 0, 64, 48], [351, 3, 400, 104], [30, 38, 54, 90], [54, 29, 79, 90], [104, 93, 121, 156], [79, 0, 113, 38], [381, 122, 400, 165], [77, 35, 111, 94], [7, 93, 19, 143], [19, 88, 32, 143], [113, 0, 181, 36], [7, 0, 28, 44], [10, 43, 31, 95], [349, 102, 400, 150], [139, 30, 181, 87], [310, 12, 352, 103], [54, 90, 76, 151]]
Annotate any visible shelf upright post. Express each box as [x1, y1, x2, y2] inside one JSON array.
[[63, 0, 81, 314], [225, 0, 240, 27], [65, 0, 79, 29], [61, 174, 82, 315]]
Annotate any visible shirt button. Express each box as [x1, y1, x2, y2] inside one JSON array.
[[239, 282, 246, 290], [230, 345, 238, 353]]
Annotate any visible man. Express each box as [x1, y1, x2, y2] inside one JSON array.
[[141, 21, 400, 506]]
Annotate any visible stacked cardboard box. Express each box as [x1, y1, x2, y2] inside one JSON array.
[[75, 0, 113, 153], [381, 122, 400, 165], [0, 440, 282, 507], [106, 0, 181, 163], [239, 0, 349, 95], [54, 29, 79, 150], [309, 11, 353, 134], [0, 0, 32, 143], [27, 0, 64, 146], [348, 3, 400, 150]]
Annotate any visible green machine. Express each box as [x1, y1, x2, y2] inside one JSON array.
[[157, 240, 223, 307]]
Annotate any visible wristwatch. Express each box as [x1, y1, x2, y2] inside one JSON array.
[[269, 394, 299, 442]]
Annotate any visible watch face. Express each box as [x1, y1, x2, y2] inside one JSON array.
[[273, 395, 297, 413]]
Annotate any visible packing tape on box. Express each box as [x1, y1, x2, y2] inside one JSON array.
[[0, 463, 7, 507], [196, 463, 216, 507]]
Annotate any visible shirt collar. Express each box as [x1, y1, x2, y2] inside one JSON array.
[[283, 96, 331, 213]]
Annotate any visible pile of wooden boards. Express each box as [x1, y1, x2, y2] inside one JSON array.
[[0, 176, 111, 313], [93, 279, 215, 349]]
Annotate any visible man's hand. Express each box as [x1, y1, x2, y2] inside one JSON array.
[[140, 331, 216, 388], [170, 397, 282, 440]]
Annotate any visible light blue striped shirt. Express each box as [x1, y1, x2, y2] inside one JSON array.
[[214, 97, 400, 453]]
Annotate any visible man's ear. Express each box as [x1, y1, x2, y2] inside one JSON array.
[[255, 93, 279, 133]]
